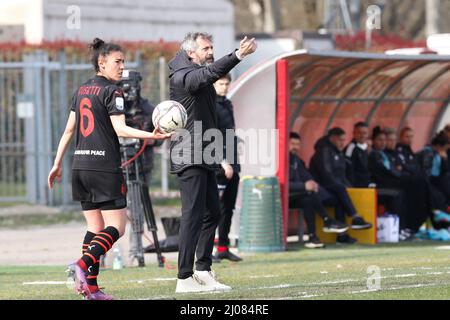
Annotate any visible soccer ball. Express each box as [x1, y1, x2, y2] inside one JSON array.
[[152, 100, 187, 133]]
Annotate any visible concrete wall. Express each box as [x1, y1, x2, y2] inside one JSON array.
[[0, 0, 235, 57], [0, 0, 44, 43]]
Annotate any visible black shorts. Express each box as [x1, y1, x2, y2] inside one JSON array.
[[80, 198, 127, 211], [72, 170, 127, 210]]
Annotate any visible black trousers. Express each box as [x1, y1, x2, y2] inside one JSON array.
[[177, 167, 221, 279], [321, 184, 358, 222], [430, 176, 450, 209], [289, 191, 329, 236], [377, 175, 429, 233], [217, 172, 240, 247], [377, 188, 406, 228]]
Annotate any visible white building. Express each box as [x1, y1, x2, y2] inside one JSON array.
[[0, 0, 235, 57]]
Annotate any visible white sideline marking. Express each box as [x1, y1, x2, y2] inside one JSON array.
[[350, 289, 379, 294], [311, 278, 358, 285], [299, 294, 322, 298], [250, 284, 294, 290], [393, 273, 417, 278], [435, 246, 450, 250], [386, 283, 435, 291], [23, 281, 67, 285], [126, 277, 177, 283], [139, 296, 174, 300]]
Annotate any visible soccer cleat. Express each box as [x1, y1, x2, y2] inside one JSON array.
[[399, 228, 415, 241], [351, 216, 372, 230], [175, 274, 216, 293], [194, 270, 232, 291], [323, 219, 349, 233], [67, 262, 91, 298], [337, 234, 357, 244], [303, 235, 325, 249], [215, 250, 243, 262], [85, 288, 114, 300]]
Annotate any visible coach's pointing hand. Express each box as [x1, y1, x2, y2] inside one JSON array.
[[237, 36, 257, 59]]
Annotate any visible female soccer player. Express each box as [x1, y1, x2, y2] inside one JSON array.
[[47, 38, 171, 300]]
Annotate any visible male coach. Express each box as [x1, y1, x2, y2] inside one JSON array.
[[168, 32, 256, 293]]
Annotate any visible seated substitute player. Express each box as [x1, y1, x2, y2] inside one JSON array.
[[344, 122, 371, 188], [310, 127, 373, 244], [47, 38, 172, 300], [289, 132, 349, 248], [368, 126, 430, 235]]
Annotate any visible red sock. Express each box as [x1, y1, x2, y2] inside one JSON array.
[[88, 284, 99, 293], [77, 259, 88, 272], [218, 246, 228, 253]]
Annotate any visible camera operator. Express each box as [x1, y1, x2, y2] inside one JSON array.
[[120, 70, 161, 181], [118, 70, 161, 266]]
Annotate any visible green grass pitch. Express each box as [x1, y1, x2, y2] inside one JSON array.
[[1, 241, 450, 300]]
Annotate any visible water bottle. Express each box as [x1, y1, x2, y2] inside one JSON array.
[[112, 247, 123, 270]]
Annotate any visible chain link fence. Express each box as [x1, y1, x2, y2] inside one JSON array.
[[0, 50, 178, 206]]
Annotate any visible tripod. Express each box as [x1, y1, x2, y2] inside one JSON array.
[[120, 138, 165, 268]]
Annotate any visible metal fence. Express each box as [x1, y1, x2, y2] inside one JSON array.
[[0, 50, 175, 206]]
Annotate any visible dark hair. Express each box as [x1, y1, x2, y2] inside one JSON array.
[[400, 126, 413, 137], [219, 73, 232, 82], [289, 132, 301, 140], [328, 127, 345, 137], [431, 131, 450, 147], [444, 124, 450, 132], [354, 122, 368, 129], [372, 126, 385, 140], [383, 127, 396, 136], [89, 38, 123, 72]]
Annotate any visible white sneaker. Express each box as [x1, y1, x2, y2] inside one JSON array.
[[175, 274, 216, 293], [194, 270, 232, 291]]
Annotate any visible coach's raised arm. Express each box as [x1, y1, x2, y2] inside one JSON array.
[[169, 34, 257, 95]]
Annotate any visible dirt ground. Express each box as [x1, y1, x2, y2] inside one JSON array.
[[0, 217, 179, 267]]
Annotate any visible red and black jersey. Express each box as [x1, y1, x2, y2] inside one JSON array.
[[71, 75, 125, 173]]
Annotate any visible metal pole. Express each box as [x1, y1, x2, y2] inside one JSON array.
[[43, 53, 53, 206], [426, 0, 441, 37], [340, 0, 354, 35], [34, 51, 45, 205], [59, 50, 70, 206], [159, 56, 169, 196]]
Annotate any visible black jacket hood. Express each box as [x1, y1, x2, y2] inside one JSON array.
[[169, 50, 196, 77]]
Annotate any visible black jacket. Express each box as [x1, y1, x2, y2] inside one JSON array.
[[310, 136, 351, 188], [344, 140, 371, 187], [168, 50, 241, 173], [395, 143, 420, 176], [289, 152, 314, 195], [416, 146, 448, 178], [368, 149, 402, 186], [216, 95, 240, 173]]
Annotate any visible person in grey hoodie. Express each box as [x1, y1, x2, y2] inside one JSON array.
[[168, 32, 257, 293]]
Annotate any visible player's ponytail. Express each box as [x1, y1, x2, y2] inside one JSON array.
[[89, 38, 122, 72]]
